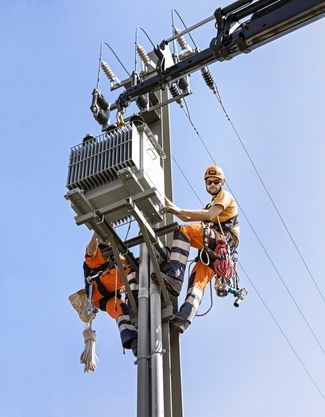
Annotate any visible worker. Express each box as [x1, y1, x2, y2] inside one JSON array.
[[84, 233, 138, 355], [152, 165, 239, 333]]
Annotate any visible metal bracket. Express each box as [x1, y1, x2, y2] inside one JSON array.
[[154, 40, 175, 90], [127, 200, 172, 306]]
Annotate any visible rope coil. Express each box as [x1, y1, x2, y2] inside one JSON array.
[[80, 324, 99, 372]]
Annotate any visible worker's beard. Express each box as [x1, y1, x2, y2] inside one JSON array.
[[206, 186, 221, 196]]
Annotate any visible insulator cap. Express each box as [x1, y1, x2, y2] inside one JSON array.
[[178, 77, 189, 91], [136, 95, 148, 110], [101, 60, 117, 82], [169, 83, 182, 105], [201, 66, 217, 94], [94, 110, 108, 126], [173, 27, 192, 51], [97, 92, 109, 111], [136, 44, 152, 67]]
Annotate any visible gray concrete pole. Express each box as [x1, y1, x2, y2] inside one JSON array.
[[137, 244, 150, 417], [150, 273, 165, 417]]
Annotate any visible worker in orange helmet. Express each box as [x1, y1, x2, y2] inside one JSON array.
[[152, 165, 239, 333], [84, 233, 138, 355]]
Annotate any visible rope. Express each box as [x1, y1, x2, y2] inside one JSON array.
[[196, 280, 214, 317], [114, 267, 119, 312], [185, 259, 214, 317], [80, 322, 99, 372]]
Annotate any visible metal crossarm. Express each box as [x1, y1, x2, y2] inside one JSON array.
[[94, 213, 139, 272], [127, 199, 167, 259]]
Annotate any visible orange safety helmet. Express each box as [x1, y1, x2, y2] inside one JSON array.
[[204, 165, 225, 180]]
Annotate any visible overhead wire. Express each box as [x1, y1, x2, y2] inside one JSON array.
[[239, 262, 325, 400], [168, 9, 325, 355], [206, 73, 325, 306], [170, 8, 325, 306], [172, 155, 204, 206], [179, 99, 325, 357], [173, 111, 325, 400], [103, 42, 131, 78], [128, 17, 325, 361], [172, 137, 325, 400], [92, 16, 324, 400], [96, 42, 103, 89]]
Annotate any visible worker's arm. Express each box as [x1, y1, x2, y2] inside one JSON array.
[[86, 233, 99, 257], [162, 197, 223, 222]]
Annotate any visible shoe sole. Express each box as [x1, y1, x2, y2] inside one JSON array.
[[170, 319, 185, 334], [151, 273, 180, 297]]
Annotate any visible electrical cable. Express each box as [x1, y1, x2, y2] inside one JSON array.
[[172, 155, 204, 206], [207, 77, 325, 306], [103, 42, 131, 77], [96, 42, 103, 89], [135, 26, 156, 73], [177, 99, 325, 357], [238, 262, 325, 401], [171, 9, 198, 49], [134, 27, 139, 74], [171, 153, 325, 400], [196, 280, 214, 317], [170, 9, 325, 306], [137, 27, 156, 48]]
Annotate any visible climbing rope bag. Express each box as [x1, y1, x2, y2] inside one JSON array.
[[212, 233, 234, 280]]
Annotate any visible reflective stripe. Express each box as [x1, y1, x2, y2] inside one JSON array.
[[170, 252, 188, 264], [117, 314, 130, 324], [172, 239, 191, 251], [119, 322, 137, 332], [187, 286, 203, 322], [129, 282, 138, 291]]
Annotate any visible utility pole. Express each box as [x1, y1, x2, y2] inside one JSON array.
[[65, 1, 325, 416], [65, 73, 184, 417]]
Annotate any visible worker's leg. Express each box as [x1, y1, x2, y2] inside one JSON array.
[[155, 223, 205, 296], [172, 261, 215, 333], [168, 223, 205, 279], [104, 297, 138, 350], [125, 267, 139, 302]]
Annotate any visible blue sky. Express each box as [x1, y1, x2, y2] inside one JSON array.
[[1, 1, 324, 416]]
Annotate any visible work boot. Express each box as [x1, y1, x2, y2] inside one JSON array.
[[151, 272, 182, 297], [170, 316, 188, 334]]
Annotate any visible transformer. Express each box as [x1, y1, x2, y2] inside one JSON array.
[[65, 122, 165, 227]]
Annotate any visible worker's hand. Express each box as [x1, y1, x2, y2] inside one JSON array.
[[161, 197, 181, 215]]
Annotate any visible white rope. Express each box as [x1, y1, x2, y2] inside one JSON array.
[[80, 322, 99, 372]]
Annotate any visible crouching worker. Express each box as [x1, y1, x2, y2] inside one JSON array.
[[84, 232, 138, 356], [152, 165, 239, 333]]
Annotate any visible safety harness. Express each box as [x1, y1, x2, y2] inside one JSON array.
[[83, 255, 120, 312]]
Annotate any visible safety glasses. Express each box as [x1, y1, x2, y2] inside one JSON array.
[[206, 179, 222, 185]]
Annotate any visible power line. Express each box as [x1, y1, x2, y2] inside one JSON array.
[[172, 155, 204, 206], [177, 100, 325, 357], [238, 262, 325, 401], [171, 150, 325, 401], [209, 77, 325, 306], [170, 7, 325, 310]]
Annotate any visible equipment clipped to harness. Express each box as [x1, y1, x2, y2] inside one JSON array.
[[212, 234, 234, 279], [200, 222, 248, 307], [201, 222, 234, 280]]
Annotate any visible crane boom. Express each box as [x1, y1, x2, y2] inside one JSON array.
[[116, 0, 325, 109]]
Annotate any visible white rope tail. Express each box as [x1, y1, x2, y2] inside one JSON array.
[[80, 321, 99, 372]]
